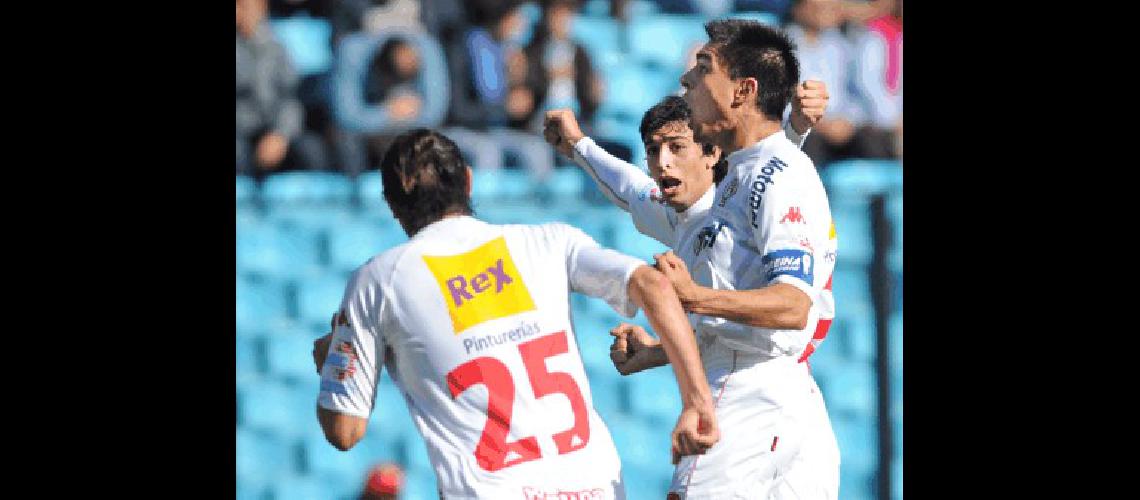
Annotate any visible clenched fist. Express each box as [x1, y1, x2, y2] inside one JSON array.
[[609, 323, 667, 375], [789, 80, 830, 135], [542, 108, 585, 159]]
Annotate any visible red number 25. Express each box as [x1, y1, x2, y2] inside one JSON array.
[[446, 331, 589, 472]]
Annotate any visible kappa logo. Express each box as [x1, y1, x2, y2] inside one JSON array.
[[423, 237, 536, 334], [780, 206, 807, 224]]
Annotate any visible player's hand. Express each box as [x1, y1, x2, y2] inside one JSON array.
[[609, 323, 664, 375], [256, 132, 289, 169], [543, 108, 585, 159], [312, 312, 344, 374], [671, 403, 720, 464], [654, 251, 698, 307], [789, 80, 829, 135], [312, 332, 333, 374]]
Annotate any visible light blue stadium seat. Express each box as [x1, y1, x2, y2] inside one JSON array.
[[237, 176, 258, 206], [536, 167, 587, 206], [271, 473, 325, 500], [236, 477, 268, 500], [327, 218, 407, 272], [315, 472, 365, 500], [269, 15, 333, 76], [607, 413, 672, 472], [296, 275, 350, 330], [566, 208, 616, 246], [302, 428, 383, 484], [475, 203, 549, 226], [471, 169, 534, 206], [627, 365, 682, 422], [262, 172, 356, 206], [402, 435, 435, 478], [627, 14, 708, 71], [237, 223, 324, 280], [237, 277, 291, 332], [586, 371, 628, 418], [597, 64, 675, 121], [831, 200, 873, 266], [239, 378, 312, 435], [843, 310, 877, 364], [571, 16, 623, 63], [622, 462, 673, 500], [401, 468, 439, 500], [826, 360, 877, 418], [267, 205, 356, 234], [266, 330, 320, 380], [236, 334, 263, 376], [612, 221, 669, 260], [236, 208, 263, 233], [237, 428, 296, 482], [355, 171, 396, 218], [891, 457, 903, 500], [887, 193, 903, 272], [889, 310, 903, 372], [832, 414, 878, 500], [822, 159, 903, 199]]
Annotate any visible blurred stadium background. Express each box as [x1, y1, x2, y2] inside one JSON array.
[[236, 0, 902, 498]]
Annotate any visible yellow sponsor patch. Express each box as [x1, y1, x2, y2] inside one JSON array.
[[829, 220, 836, 240], [422, 237, 536, 334]]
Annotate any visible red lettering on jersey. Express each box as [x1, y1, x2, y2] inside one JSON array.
[[780, 206, 807, 224]]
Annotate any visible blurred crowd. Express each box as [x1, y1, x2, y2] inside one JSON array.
[[237, 0, 902, 180]]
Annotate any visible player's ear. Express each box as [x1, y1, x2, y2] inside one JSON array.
[[733, 78, 758, 107]]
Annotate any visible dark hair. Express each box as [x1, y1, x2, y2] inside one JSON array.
[[380, 129, 474, 235], [638, 96, 727, 183], [704, 19, 800, 121], [468, 0, 524, 28]]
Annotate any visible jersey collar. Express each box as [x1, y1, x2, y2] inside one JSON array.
[[678, 186, 715, 226], [725, 130, 787, 170]]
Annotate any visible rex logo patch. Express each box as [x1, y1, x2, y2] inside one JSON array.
[[422, 237, 536, 334]]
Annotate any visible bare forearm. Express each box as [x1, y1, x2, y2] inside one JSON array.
[[630, 268, 712, 407], [683, 283, 810, 330]]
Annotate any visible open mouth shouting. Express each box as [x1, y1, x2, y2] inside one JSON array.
[[657, 175, 683, 198]]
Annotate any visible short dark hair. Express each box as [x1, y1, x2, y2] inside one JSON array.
[[380, 129, 474, 235], [703, 19, 800, 121], [639, 96, 727, 183]]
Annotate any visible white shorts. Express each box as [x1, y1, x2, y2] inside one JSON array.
[[667, 342, 835, 499], [771, 368, 840, 500]]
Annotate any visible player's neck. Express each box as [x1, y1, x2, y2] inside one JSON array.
[[718, 112, 783, 158]]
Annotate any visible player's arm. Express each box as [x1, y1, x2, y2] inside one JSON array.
[[784, 80, 830, 148], [314, 268, 387, 451], [544, 109, 675, 244], [564, 227, 718, 459], [657, 252, 811, 330], [654, 169, 817, 330]]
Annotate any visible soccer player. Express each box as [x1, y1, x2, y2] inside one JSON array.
[[543, 20, 841, 500], [310, 129, 719, 499]]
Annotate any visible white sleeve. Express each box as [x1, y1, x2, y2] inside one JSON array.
[[783, 120, 810, 149], [562, 225, 646, 318], [748, 160, 819, 301], [317, 266, 386, 419], [572, 137, 675, 245]]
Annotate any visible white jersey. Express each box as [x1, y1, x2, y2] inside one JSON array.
[[573, 129, 841, 499], [693, 131, 837, 357], [318, 216, 646, 500], [571, 127, 835, 359]]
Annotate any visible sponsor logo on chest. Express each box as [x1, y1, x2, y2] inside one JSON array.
[[749, 157, 788, 229]]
